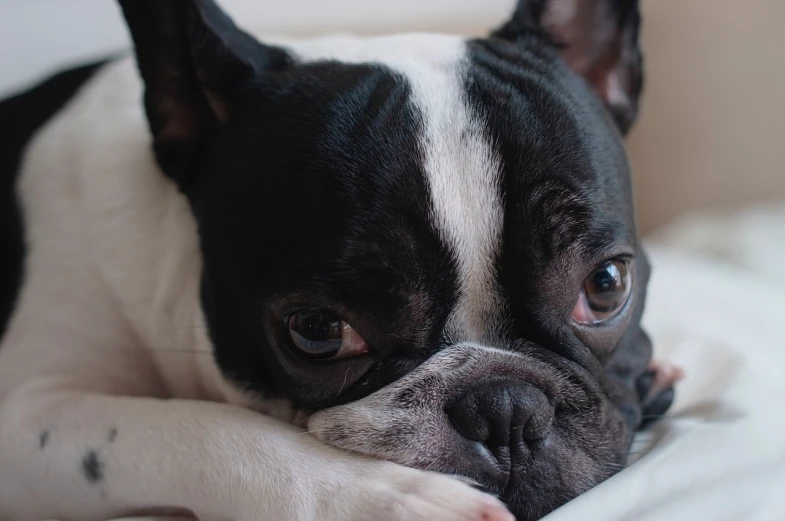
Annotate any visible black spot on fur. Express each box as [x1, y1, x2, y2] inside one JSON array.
[[82, 450, 104, 484], [108, 427, 118, 443], [38, 430, 50, 450]]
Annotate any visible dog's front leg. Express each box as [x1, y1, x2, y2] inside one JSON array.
[[0, 384, 512, 521]]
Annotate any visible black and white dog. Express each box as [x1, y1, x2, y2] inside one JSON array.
[[0, 1, 683, 520]]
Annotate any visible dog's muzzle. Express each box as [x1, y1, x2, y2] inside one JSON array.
[[308, 344, 631, 520]]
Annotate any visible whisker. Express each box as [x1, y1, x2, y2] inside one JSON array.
[[328, 446, 359, 463], [337, 368, 351, 395], [149, 348, 214, 355]]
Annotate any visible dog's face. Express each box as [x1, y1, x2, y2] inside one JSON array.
[[122, 0, 651, 518]]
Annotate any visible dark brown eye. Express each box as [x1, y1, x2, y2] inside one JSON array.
[[572, 260, 632, 324], [287, 309, 368, 361]]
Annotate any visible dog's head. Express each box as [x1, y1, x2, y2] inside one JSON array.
[[121, 0, 653, 518]]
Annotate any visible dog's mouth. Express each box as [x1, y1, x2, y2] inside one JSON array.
[[491, 413, 627, 519], [307, 343, 633, 520]]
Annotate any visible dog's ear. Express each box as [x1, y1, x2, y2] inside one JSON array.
[[493, 0, 643, 134], [118, 0, 289, 186]]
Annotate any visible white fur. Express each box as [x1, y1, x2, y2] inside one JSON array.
[[0, 35, 515, 520], [287, 34, 507, 343]]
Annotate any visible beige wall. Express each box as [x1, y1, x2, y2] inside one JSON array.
[[628, 0, 785, 233]]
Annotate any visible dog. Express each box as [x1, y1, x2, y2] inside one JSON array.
[[0, 0, 683, 519]]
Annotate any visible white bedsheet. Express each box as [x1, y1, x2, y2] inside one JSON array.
[[105, 204, 785, 520]]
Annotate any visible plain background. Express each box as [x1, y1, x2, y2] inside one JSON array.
[[2, 0, 783, 233]]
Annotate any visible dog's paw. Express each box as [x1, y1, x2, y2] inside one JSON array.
[[636, 360, 684, 428], [329, 462, 514, 521], [228, 454, 513, 521]]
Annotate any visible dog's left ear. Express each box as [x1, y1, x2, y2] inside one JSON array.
[[493, 0, 643, 134], [118, 0, 290, 186]]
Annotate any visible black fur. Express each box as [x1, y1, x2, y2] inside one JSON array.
[[119, 0, 291, 187], [81, 450, 105, 484], [191, 61, 460, 408]]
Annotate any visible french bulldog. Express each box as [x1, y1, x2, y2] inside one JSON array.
[[0, 0, 682, 520]]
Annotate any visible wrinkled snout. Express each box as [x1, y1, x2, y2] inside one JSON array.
[[308, 343, 631, 520]]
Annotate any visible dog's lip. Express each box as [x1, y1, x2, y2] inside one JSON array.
[[501, 436, 550, 499], [448, 440, 511, 493], [464, 434, 544, 498]]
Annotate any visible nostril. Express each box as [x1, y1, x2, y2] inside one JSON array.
[[445, 392, 490, 442]]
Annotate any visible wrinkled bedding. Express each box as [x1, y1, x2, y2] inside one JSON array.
[[103, 203, 785, 521]]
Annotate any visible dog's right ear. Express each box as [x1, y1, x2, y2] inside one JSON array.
[[118, 0, 290, 186], [493, 0, 643, 135]]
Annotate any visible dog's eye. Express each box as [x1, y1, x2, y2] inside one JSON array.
[[287, 309, 368, 361], [572, 260, 632, 325]]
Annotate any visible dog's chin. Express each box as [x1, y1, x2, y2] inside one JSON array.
[[307, 344, 633, 520]]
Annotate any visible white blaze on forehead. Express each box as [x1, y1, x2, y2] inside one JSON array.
[[283, 34, 506, 342]]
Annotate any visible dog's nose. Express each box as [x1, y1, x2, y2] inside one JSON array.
[[445, 379, 554, 457]]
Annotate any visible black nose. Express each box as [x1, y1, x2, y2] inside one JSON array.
[[445, 379, 554, 464]]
